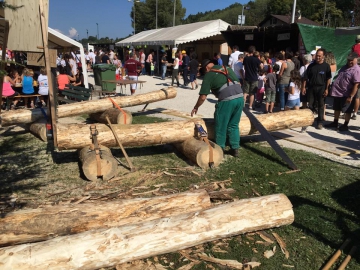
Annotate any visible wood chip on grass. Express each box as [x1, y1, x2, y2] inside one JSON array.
[[272, 232, 290, 259], [198, 253, 261, 269]]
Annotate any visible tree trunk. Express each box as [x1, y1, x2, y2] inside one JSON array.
[[29, 120, 47, 142], [205, 109, 314, 139], [0, 194, 293, 270], [174, 137, 223, 169], [0, 88, 177, 126], [79, 146, 118, 181], [56, 110, 313, 150], [0, 190, 210, 247], [57, 119, 204, 150], [89, 108, 132, 125]]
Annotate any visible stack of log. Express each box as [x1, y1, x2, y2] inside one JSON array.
[[0, 190, 295, 269]]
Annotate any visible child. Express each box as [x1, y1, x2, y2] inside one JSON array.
[[21, 68, 35, 109], [150, 62, 154, 76], [285, 70, 301, 110], [37, 67, 49, 107], [264, 64, 279, 113], [255, 69, 266, 108]]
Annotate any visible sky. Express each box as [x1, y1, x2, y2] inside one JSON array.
[[49, 0, 246, 40]]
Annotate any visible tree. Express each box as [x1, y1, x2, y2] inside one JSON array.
[[266, 0, 293, 16], [130, 0, 186, 34]]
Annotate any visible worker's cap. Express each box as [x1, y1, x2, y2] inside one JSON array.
[[347, 52, 359, 61], [310, 50, 316, 55], [181, 50, 186, 54], [201, 59, 211, 71], [356, 35, 360, 41]]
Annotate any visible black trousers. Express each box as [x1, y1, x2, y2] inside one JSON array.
[[182, 66, 189, 85], [308, 86, 326, 123]]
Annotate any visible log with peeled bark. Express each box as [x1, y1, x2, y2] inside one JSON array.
[[56, 110, 313, 150], [0, 190, 210, 247], [174, 137, 223, 169], [0, 194, 294, 270], [205, 109, 314, 139], [57, 119, 204, 150], [89, 108, 132, 125], [0, 88, 176, 126], [29, 120, 48, 142]]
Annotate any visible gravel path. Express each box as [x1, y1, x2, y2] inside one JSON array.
[[88, 72, 360, 167]]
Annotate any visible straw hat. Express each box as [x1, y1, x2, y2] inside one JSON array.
[[356, 35, 360, 42]]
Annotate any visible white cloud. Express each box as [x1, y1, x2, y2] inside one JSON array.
[[68, 27, 78, 38]]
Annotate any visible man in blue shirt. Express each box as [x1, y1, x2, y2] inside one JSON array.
[[216, 53, 223, 66]]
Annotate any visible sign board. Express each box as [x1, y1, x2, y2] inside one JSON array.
[[277, 33, 290, 41], [27, 49, 57, 67], [5, 0, 49, 52], [238, 15, 246, 25], [245, 34, 254, 40]]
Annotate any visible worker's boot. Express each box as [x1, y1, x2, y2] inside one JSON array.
[[229, 148, 239, 158]]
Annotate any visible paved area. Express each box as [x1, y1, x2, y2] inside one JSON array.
[[88, 72, 360, 168]]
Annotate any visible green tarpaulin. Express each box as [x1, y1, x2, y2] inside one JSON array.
[[298, 23, 357, 71]]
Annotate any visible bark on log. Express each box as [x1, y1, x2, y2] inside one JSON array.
[[0, 88, 176, 126], [0, 194, 294, 270], [0, 190, 210, 247], [56, 110, 313, 150], [174, 137, 223, 169], [57, 119, 204, 150], [89, 108, 132, 125], [29, 120, 47, 142], [79, 146, 118, 181], [205, 109, 314, 139]]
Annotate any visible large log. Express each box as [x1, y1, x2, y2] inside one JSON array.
[[57, 119, 203, 150], [89, 108, 132, 124], [0, 194, 294, 270], [57, 110, 314, 150], [0, 88, 176, 126], [174, 137, 223, 169], [0, 190, 210, 247], [29, 120, 48, 142]]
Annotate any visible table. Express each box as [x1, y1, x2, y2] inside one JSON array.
[[102, 79, 147, 95]]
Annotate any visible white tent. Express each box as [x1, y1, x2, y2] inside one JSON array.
[[48, 27, 88, 88], [116, 19, 230, 46]]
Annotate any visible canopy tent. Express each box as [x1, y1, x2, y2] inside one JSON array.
[[297, 23, 356, 71], [335, 27, 360, 36], [48, 27, 88, 88], [115, 19, 230, 46]]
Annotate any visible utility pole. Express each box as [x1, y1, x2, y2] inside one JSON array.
[[322, 0, 328, 26], [291, 0, 297, 23], [173, 0, 176, 26], [156, 0, 158, 29], [86, 29, 88, 39], [96, 23, 99, 39]]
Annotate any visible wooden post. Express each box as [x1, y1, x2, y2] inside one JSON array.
[[39, 0, 57, 147]]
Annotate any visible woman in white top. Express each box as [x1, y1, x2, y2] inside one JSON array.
[[171, 52, 180, 87], [37, 67, 49, 107], [285, 70, 301, 110]]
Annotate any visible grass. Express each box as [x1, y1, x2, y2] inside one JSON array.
[[1, 114, 360, 269]]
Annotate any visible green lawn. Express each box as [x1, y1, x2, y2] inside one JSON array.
[[1, 114, 360, 269]]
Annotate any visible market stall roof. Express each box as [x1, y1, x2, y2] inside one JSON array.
[[335, 27, 360, 35], [48, 27, 83, 50], [116, 19, 229, 46]]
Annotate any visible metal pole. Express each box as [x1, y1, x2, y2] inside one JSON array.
[[291, 0, 297, 23], [241, 5, 244, 26], [86, 29, 88, 39], [134, 1, 136, 35], [156, 0, 158, 29], [173, 0, 176, 26], [96, 23, 99, 39], [322, 0, 327, 26]]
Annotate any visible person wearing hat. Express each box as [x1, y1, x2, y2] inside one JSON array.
[[181, 50, 190, 86], [352, 35, 360, 57], [301, 48, 331, 130], [324, 52, 360, 131], [191, 59, 244, 157], [310, 50, 316, 61]]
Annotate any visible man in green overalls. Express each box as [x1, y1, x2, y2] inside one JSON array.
[[191, 59, 244, 157]]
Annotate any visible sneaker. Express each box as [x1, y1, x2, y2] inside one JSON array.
[[263, 110, 269, 114], [42, 101, 46, 107], [324, 122, 338, 129], [229, 148, 239, 157], [195, 85, 198, 89], [338, 124, 349, 132], [351, 114, 357, 120], [10, 105, 15, 110], [316, 123, 323, 130], [30, 102, 35, 109]]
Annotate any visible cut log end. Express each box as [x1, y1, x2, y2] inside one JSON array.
[[89, 108, 132, 125]]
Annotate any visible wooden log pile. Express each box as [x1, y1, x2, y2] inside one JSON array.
[[0, 192, 294, 270]]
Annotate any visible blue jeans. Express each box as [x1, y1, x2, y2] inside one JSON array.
[[141, 65, 146, 75], [161, 65, 166, 79], [278, 84, 288, 110]]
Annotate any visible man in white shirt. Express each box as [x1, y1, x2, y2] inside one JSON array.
[[88, 49, 96, 67], [228, 45, 242, 71], [109, 49, 115, 63]]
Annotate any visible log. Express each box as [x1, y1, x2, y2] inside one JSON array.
[[57, 119, 204, 150], [174, 137, 223, 169], [89, 108, 132, 125], [0, 190, 211, 247], [56, 110, 314, 150], [29, 120, 47, 142], [0, 88, 176, 126], [79, 146, 118, 181], [0, 194, 294, 270], [205, 109, 314, 139]]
